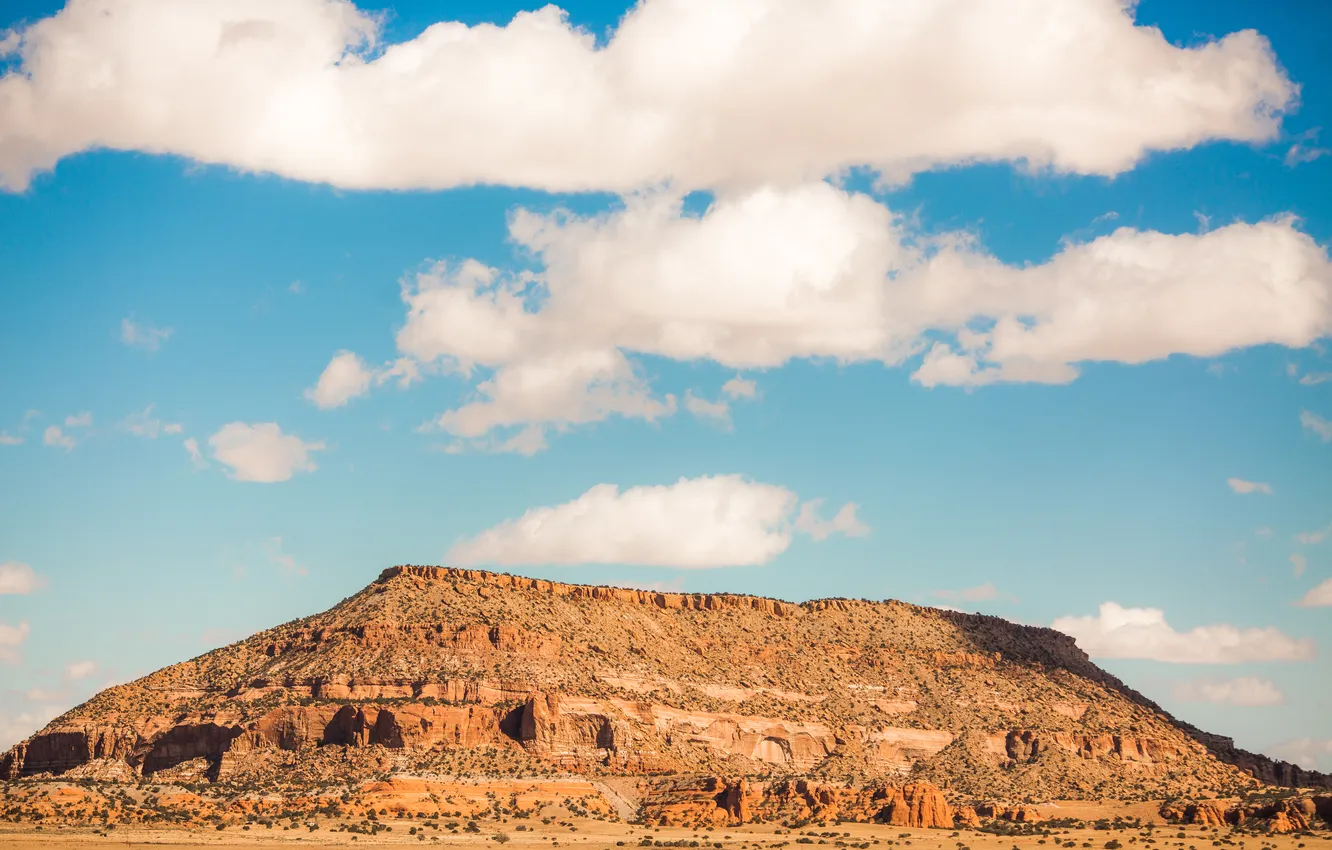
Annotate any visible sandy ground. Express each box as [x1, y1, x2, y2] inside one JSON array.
[[2, 818, 1330, 850]]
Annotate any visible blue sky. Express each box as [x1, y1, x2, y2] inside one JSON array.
[[0, 0, 1330, 769]]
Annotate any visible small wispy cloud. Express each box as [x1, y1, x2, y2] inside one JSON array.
[[1172, 676, 1284, 706], [119, 405, 182, 439], [64, 660, 96, 681], [1227, 477, 1273, 495], [120, 316, 173, 351], [933, 582, 1017, 604], [1296, 524, 1330, 546], [1283, 128, 1329, 168], [1290, 553, 1307, 578], [793, 499, 870, 541], [42, 425, 75, 451], [684, 390, 732, 427], [183, 437, 207, 468], [722, 377, 757, 399], [0, 621, 30, 665], [42, 412, 93, 451], [683, 377, 760, 429], [1302, 410, 1332, 442], [265, 536, 308, 577]]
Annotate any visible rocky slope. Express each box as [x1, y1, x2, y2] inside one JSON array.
[[2, 566, 1325, 812]]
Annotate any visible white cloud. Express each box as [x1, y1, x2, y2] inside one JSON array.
[[120, 404, 181, 438], [0, 621, 29, 664], [1299, 371, 1332, 386], [793, 499, 870, 541], [306, 350, 374, 409], [369, 184, 1331, 450], [183, 436, 207, 468], [1302, 410, 1332, 441], [1255, 526, 1273, 538], [0, 431, 21, 445], [64, 411, 92, 428], [42, 425, 75, 451], [1052, 602, 1315, 663], [120, 317, 172, 351], [0, 0, 1294, 193], [448, 475, 864, 568], [1298, 578, 1332, 608], [0, 562, 43, 595], [1291, 553, 1307, 577], [1172, 676, 1284, 707], [64, 660, 96, 680], [439, 424, 551, 457], [722, 377, 757, 399], [1283, 144, 1328, 168], [933, 582, 1014, 604], [1227, 477, 1273, 495], [208, 422, 325, 482]]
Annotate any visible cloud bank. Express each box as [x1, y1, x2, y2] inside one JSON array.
[[308, 185, 1332, 450], [1052, 602, 1315, 663], [0, 0, 1294, 193]]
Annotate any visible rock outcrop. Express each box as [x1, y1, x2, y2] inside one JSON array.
[[1161, 795, 1332, 832], [883, 781, 953, 828]]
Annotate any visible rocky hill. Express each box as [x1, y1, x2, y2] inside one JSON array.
[[2, 566, 1325, 812]]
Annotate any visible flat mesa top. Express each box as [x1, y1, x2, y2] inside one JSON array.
[[375, 563, 951, 618]]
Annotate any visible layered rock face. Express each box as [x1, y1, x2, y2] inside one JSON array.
[[2, 565, 1321, 807]]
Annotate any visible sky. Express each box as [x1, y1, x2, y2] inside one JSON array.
[[0, 0, 1330, 771]]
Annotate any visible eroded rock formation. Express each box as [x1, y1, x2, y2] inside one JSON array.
[[3, 564, 1322, 810]]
